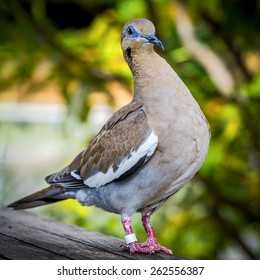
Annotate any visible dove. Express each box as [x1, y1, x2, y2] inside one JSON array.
[[8, 18, 210, 254]]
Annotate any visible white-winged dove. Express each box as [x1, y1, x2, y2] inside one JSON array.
[[8, 18, 210, 254]]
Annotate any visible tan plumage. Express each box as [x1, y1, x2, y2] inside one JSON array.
[[8, 18, 210, 254]]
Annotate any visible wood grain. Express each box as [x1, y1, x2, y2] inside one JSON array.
[[0, 208, 183, 260]]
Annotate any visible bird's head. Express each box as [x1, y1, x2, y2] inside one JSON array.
[[121, 18, 164, 61]]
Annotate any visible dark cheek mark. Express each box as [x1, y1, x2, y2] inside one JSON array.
[[126, 47, 132, 60]]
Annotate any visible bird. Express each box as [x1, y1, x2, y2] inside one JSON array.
[[7, 18, 210, 254]]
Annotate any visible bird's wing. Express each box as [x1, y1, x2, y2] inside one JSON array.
[[45, 101, 158, 188]]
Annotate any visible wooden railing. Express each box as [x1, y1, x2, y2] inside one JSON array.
[[0, 208, 183, 260]]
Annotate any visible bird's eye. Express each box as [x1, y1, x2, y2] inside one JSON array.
[[127, 27, 133, 36]]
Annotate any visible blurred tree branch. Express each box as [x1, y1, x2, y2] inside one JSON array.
[[200, 12, 252, 83], [175, 2, 235, 97]]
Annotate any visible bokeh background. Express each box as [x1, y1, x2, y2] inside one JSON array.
[[0, 0, 259, 259]]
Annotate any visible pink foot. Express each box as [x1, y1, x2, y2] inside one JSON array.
[[123, 242, 158, 254], [121, 214, 173, 255], [123, 240, 172, 254], [140, 238, 173, 254]]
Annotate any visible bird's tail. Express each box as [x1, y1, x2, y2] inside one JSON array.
[[7, 185, 67, 210]]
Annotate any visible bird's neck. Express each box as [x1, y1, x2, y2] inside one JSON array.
[[127, 50, 182, 101], [126, 49, 201, 120], [127, 49, 164, 80]]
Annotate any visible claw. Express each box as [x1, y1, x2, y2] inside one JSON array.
[[123, 242, 156, 254], [140, 238, 173, 254], [123, 240, 172, 254], [121, 213, 173, 255]]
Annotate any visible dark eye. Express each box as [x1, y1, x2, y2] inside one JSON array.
[[127, 27, 133, 36]]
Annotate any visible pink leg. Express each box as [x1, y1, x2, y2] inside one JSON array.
[[140, 212, 172, 254], [122, 216, 153, 254], [121, 214, 172, 254]]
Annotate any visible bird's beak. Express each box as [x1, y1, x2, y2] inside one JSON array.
[[141, 34, 164, 50]]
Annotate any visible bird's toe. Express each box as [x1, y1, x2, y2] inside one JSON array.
[[123, 241, 172, 254], [140, 239, 173, 254]]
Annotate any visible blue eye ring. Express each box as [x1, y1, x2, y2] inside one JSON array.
[[127, 27, 133, 36], [125, 25, 138, 38]]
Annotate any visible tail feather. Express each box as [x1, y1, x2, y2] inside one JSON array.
[[7, 185, 67, 210]]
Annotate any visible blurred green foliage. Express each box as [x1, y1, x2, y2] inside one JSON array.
[[1, 0, 260, 259]]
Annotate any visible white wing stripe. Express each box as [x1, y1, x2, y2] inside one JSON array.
[[84, 131, 158, 188], [71, 170, 82, 180]]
